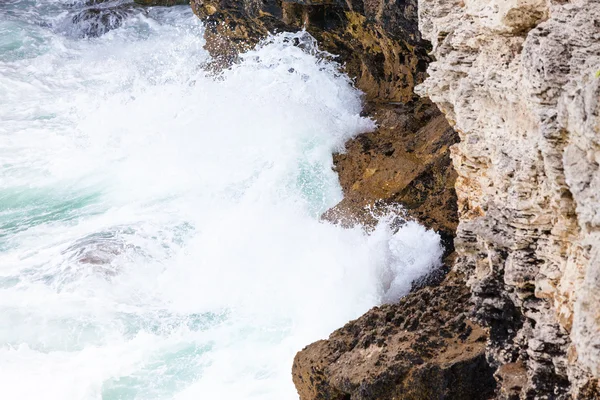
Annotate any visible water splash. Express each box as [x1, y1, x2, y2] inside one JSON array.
[[0, 3, 443, 399]]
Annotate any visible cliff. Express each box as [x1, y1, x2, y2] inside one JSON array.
[[417, 0, 600, 397]]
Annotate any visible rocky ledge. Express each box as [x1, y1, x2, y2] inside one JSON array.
[[292, 271, 496, 400]]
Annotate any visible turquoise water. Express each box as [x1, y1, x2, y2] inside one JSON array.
[[0, 1, 443, 399]]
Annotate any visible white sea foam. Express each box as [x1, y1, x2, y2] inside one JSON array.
[[0, 3, 443, 399]]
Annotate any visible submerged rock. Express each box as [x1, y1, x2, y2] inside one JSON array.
[[134, 0, 189, 5], [60, 0, 140, 38], [70, 6, 132, 37], [64, 0, 190, 38]]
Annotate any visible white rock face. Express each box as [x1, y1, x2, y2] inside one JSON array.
[[417, 0, 600, 397]]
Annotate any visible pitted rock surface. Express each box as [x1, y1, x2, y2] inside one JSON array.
[[292, 272, 496, 400], [323, 98, 458, 254], [417, 0, 600, 397]]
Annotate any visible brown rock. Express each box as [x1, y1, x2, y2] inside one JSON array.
[[495, 362, 527, 400], [292, 271, 496, 400], [310, 11, 428, 104], [323, 99, 458, 257]]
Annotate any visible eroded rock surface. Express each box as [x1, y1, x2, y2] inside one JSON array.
[[324, 98, 458, 253], [417, 0, 600, 397], [292, 271, 496, 400]]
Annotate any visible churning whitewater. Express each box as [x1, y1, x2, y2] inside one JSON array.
[[0, 1, 444, 399]]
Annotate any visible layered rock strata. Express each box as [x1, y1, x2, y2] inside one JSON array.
[[416, 0, 600, 397]]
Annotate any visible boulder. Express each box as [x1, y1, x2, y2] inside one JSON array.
[[70, 5, 133, 38], [292, 272, 496, 400]]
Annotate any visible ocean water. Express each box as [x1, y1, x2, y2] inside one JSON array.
[[0, 1, 444, 399]]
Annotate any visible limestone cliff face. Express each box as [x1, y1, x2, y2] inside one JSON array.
[[416, 0, 600, 397]]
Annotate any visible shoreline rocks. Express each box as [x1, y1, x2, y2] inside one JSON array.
[[292, 271, 496, 400], [188, 0, 503, 398]]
